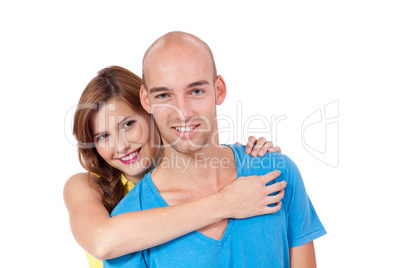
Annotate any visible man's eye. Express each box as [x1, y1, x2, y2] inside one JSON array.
[[156, 93, 169, 99], [192, 89, 203, 95]]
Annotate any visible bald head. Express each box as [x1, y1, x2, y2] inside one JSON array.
[[142, 31, 217, 89]]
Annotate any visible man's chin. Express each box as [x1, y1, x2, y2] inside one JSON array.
[[162, 138, 207, 154], [170, 143, 206, 154], [161, 132, 210, 154]]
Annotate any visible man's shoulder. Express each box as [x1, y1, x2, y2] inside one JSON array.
[[228, 144, 292, 175], [110, 173, 151, 217]]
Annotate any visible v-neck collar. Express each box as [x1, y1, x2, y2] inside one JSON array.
[[145, 145, 241, 246]]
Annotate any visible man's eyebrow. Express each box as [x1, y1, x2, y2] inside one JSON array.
[[149, 81, 209, 94], [186, 80, 209, 89], [149, 87, 171, 94]]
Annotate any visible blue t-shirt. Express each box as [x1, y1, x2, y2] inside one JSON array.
[[104, 144, 326, 268]]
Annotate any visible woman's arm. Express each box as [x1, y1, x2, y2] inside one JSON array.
[[64, 170, 285, 260]]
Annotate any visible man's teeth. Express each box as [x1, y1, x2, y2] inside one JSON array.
[[175, 126, 196, 132], [121, 151, 139, 161]]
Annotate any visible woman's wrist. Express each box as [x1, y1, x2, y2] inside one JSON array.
[[208, 191, 231, 220]]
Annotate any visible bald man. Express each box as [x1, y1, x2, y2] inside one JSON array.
[[104, 32, 326, 268]]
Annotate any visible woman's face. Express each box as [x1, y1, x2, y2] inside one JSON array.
[[90, 98, 162, 183]]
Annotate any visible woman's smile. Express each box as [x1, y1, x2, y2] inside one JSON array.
[[118, 147, 142, 164]]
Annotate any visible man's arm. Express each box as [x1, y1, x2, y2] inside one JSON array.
[[289, 241, 317, 268], [283, 155, 326, 265]]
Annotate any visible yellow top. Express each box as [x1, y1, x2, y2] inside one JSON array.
[[86, 173, 136, 268]]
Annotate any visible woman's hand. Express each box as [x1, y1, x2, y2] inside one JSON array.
[[218, 170, 286, 219], [236, 136, 282, 157]]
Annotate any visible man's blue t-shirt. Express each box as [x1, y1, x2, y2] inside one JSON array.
[[104, 144, 326, 268]]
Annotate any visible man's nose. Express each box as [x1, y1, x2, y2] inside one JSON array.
[[175, 96, 194, 121]]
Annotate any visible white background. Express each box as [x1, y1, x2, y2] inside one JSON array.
[[1, 1, 401, 267]]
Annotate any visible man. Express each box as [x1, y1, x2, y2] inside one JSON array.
[[104, 31, 326, 267]]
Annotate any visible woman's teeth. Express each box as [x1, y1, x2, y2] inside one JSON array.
[[175, 126, 196, 132], [121, 150, 139, 161]]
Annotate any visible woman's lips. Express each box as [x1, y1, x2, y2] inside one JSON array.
[[118, 148, 141, 164]]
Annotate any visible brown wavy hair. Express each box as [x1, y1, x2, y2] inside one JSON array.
[[73, 65, 147, 213]]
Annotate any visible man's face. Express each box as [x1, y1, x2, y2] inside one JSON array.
[[142, 41, 222, 154]]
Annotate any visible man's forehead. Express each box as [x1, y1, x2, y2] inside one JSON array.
[[144, 32, 205, 60], [144, 47, 213, 87], [144, 38, 209, 67], [142, 32, 217, 89]]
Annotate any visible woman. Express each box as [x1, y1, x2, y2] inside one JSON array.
[[64, 66, 285, 267]]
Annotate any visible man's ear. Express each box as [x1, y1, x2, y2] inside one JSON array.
[[140, 84, 152, 114], [215, 75, 227, 105]]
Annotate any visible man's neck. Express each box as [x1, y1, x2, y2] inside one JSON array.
[[152, 144, 237, 192]]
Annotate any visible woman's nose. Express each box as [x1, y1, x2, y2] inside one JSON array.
[[116, 135, 130, 154]]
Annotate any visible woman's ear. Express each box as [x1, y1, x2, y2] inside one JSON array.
[[140, 84, 152, 114], [215, 75, 227, 105]]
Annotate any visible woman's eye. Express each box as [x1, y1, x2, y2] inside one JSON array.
[[123, 120, 136, 128], [97, 134, 109, 142]]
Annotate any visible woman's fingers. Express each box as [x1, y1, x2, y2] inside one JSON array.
[[243, 137, 280, 156], [266, 189, 285, 205], [268, 146, 281, 153], [263, 201, 282, 214], [245, 136, 257, 154], [254, 140, 273, 156], [265, 180, 287, 196]]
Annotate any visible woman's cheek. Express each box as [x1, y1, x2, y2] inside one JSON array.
[[130, 117, 150, 144], [123, 127, 141, 145], [96, 144, 113, 164]]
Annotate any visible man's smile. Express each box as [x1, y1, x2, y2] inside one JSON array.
[[172, 124, 200, 138]]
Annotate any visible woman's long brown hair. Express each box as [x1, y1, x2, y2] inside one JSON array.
[[73, 66, 147, 213]]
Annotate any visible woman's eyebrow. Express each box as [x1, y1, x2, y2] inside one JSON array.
[[118, 115, 133, 126], [92, 131, 105, 139]]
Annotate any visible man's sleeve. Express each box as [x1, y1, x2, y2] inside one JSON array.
[[284, 156, 327, 248]]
